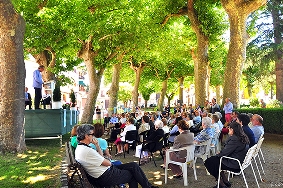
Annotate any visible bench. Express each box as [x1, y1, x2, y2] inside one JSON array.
[[65, 142, 122, 188], [65, 142, 94, 188]]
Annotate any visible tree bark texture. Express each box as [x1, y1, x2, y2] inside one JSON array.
[[221, 0, 267, 107], [216, 85, 222, 106], [157, 79, 168, 111], [78, 38, 104, 124], [33, 48, 56, 82], [178, 76, 184, 104], [187, 0, 209, 106], [270, 0, 283, 102], [108, 61, 122, 116], [0, 1, 26, 153], [130, 63, 145, 111]]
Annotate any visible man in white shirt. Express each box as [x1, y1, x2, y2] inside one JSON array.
[[75, 124, 158, 188]]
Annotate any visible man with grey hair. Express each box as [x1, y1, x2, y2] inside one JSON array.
[[251, 114, 264, 143], [75, 124, 158, 188]]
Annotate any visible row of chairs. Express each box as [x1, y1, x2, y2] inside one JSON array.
[[218, 134, 265, 188], [164, 134, 266, 187]]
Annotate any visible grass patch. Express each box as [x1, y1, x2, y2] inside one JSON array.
[[0, 134, 70, 188]]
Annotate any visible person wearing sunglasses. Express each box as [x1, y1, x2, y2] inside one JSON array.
[[75, 124, 158, 188]]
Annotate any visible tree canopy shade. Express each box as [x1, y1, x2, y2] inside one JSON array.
[[0, 0, 26, 153]]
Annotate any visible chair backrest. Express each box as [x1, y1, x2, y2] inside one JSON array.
[[254, 137, 264, 157], [146, 135, 164, 152], [125, 130, 139, 142], [163, 133, 170, 146], [109, 129, 121, 140], [184, 145, 195, 162], [114, 123, 121, 129], [242, 144, 257, 170]]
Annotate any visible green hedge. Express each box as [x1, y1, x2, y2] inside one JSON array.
[[237, 108, 283, 134]]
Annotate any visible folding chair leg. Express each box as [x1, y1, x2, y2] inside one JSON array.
[[253, 157, 264, 182], [251, 163, 260, 188], [151, 152, 157, 167], [259, 148, 265, 163], [257, 155, 265, 175], [183, 164, 188, 186]]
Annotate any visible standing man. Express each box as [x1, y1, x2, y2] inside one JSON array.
[[24, 87, 32, 110], [223, 98, 233, 123], [211, 98, 220, 114], [33, 65, 44, 109], [204, 99, 211, 113]]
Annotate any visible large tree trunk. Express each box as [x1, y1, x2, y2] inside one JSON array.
[[221, 0, 266, 107], [78, 37, 104, 124], [32, 48, 56, 82], [130, 62, 145, 111], [188, 0, 209, 106], [108, 61, 122, 116], [178, 77, 184, 104], [270, 0, 283, 102], [157, 79, 168, 111], [216, 85, 222, 105], [0, 1, 26, 153]]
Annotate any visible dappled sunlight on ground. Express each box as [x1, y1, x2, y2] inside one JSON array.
[[22, 174, 48, 184], [0, 176, 6, 181], [17, 154, 28, 158]]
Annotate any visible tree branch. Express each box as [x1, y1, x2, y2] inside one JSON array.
[[161, 7, 188, 26]]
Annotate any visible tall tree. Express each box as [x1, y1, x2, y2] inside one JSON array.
[[221, 0, 267, 107], [269, 0, 283, 102], [107, 53, 124, 116], [0, 0, 26, 153]]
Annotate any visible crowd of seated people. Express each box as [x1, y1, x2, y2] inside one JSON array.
[[70, 101, 264, 187]]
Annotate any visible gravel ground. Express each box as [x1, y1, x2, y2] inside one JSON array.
[[111, 133, 283, 188]]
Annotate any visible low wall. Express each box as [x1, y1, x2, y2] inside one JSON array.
[[24, 109, 78, 138]]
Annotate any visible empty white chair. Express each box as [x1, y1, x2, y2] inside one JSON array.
[[165, 145, 197, 186], [217, 144, 260, 188]]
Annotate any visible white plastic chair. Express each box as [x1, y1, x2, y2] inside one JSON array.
[[253, 137, 265, 182], [194, 137, 212, 161], [217, 144, 260, 188], [210, 132, 221, 156], [194, 138, 212, 175], [165, 145, 197, 186], [258, 134, 265, 164]]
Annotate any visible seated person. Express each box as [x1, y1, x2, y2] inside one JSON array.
[[70, 124, 80, 148], [71, 124, 121, 165], [109, 114, 119, 128], [204, 122, 249, 188], [163, 120, 194, 178], [135, 120, 164, 164], [42, 90, 52, 109], [237, 113, 256, 148], [75, 124, 158, 188], [161, 118, 170, 134], [114, 117, 136, 155], [193, 110, 201, 125], [250, 114, 264, 143], [194, 117, 214, 155], [138, 115, 151, 142]]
